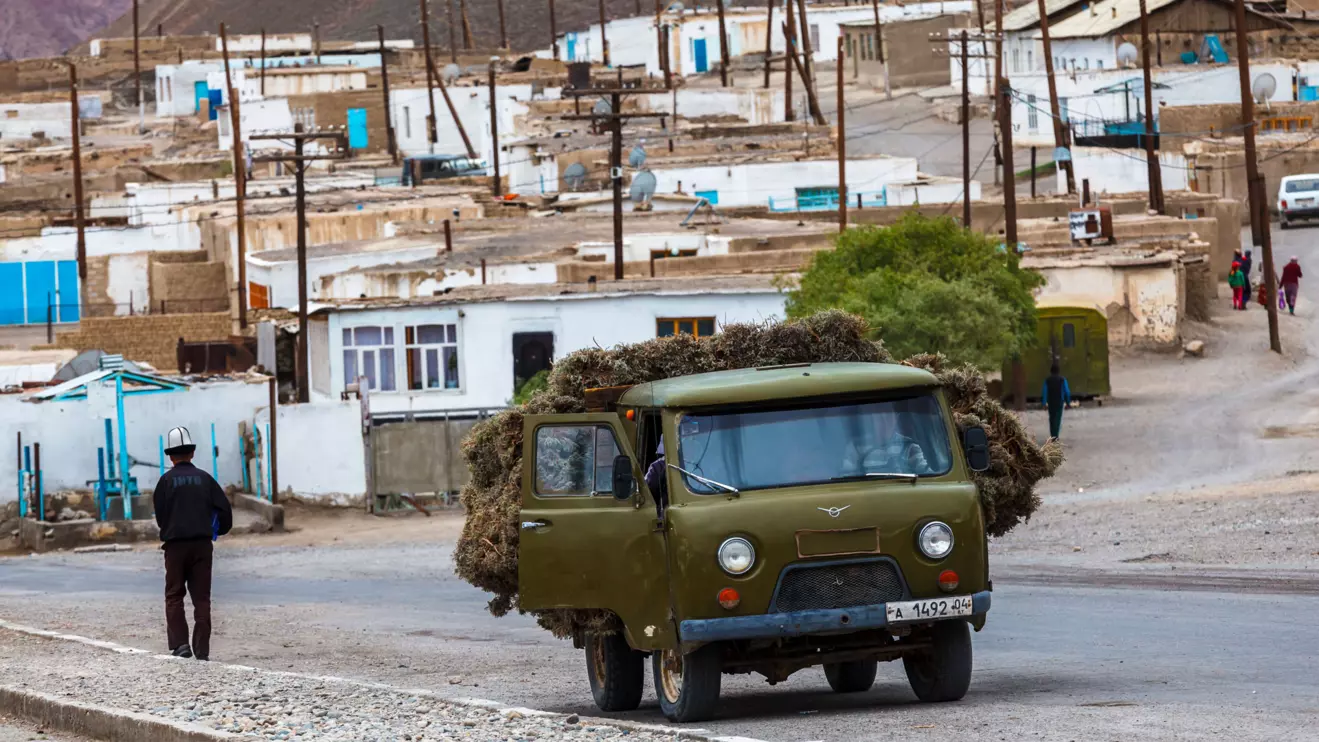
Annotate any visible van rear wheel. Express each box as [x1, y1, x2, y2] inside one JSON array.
[[824, 659, 878, 693], [585, 633, 644, 712], [653, 645, 721, 723], [903, 620, 973, 703]]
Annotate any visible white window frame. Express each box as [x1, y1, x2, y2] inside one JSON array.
[[404, 323, 462, 392], [343, 325, 397, 392], [1027, 94, 1039, 131]]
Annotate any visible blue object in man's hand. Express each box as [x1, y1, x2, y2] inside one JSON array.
[[212, 513, 219, 541]]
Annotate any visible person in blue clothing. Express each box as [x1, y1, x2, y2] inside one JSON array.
[[1041, 362, 1071, 440]]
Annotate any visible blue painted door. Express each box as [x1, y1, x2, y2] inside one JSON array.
[[208, 89, 223, 120], [194, 81, 208, 113], [24, 261, 55, 326], [693, 39, 709, 73], [57, 260, 80, 322], [567, 34, 577, 62], [0, 264, 23, 326], [347, 108, 369, 149], [695, 189, 719, 205]]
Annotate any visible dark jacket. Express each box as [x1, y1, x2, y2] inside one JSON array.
[[645, 457, 668, 507], [1043, 374, 1071, 411], [154, 462, 233, 543], [1282, 262, 1303, 285]]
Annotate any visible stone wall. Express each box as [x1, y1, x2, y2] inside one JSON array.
[[285, 89, 389, 154], [149, 253, 228, 313], [54, 312, 231, 371], [1162, 102, 1319, 140]]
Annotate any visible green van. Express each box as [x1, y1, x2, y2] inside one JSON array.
[[517, 362, 993, 722], [1005, 297, 1111, 402]]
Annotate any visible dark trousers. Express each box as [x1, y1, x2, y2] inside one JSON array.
[[164, 538, 213, 659], [1047, 405, 1064, 439]]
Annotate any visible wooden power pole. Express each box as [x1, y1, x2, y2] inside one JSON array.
[[1138, 0, 1164, 214], [132, 0, 141, 108], [784, 0, 796, 121], [69, 63, 86, 282], [260, 29, 267, 97], [763, 0, 775, 88], [446, 0, 459, 63], [379, 26, 398, 162], [489, 59, 501, 198], [420, 0, 441, 153], [1233, 0, 1282, 353], [716, 0, 730, 86], [1036, 0, 1076, 194], [961, 29, 971, 228], [599, 0, 610, 67], [459, 0, 474, 50], [870, 0, 890, 99], [496, 0, 508, 50], [220, 23, 249, 329], [836, 35, 847, 230], [549, 0, 560, 60]]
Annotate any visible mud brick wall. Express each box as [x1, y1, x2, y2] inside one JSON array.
[[1184, 257, 1214, 322], [150, 257, 229, 313], [55, 312, 231, 371], [285, 89, 389, 154]]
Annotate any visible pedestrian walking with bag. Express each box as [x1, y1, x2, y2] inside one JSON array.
[[1281, 256, 1303, 315]]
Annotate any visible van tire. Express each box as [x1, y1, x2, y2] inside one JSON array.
[[903, 620, 973, 703], [824, 660, 878, 693], [653, 644, 722, 723], [585, 633, 644, 712]]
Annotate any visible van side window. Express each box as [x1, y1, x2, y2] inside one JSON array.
[[535, 425, 622, 496], [1062, 323, 1076, 348]]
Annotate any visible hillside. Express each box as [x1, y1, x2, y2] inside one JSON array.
[[0, 0, 131, 60]]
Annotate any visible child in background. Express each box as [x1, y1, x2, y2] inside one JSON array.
[[1229, 261, 1246, 310]]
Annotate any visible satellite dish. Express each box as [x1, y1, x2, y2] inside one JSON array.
[[630, 170, 657, 204], [564, 162, 589, 190], [628, 145, 647, 169], [592, 98, 613, 116], [1253, 73, 1277, 104], [665, 1, 685, 11], [442, 63, 461, 83], [1116, 42, 1138, 67]]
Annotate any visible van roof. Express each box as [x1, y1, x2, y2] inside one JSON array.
[[619, 362, 940, 409]]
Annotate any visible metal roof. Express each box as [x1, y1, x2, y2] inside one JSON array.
[[1001, 0, 1088, 32], [618, 362, 940, 409], [1042, 0, 1179, 38], [26, 368, 189, 402]]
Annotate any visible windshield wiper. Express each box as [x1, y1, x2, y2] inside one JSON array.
[[668, 464, 740, 496], [832, 472, 920, 484]]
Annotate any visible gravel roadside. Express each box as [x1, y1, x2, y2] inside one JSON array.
[[0, 629, 691, 742]]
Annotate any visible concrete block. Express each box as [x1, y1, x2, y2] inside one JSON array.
[[19, 517, 158, 553], [229, 492, 285, 532], [0, 685, 235, 742]]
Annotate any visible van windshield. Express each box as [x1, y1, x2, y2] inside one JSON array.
[[676, 395, 953, 494], [1285, 178, 1319, 193]]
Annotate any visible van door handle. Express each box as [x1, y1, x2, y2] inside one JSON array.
[[521, 520, 551, 530]]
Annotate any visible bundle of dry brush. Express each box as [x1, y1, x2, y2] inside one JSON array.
[[455, 311, 1063, 639]]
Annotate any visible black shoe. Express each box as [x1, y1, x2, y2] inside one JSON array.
[[172, 644, 193, 658], [194, 655, 209, 662]]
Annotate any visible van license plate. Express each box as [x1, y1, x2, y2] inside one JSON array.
[[886, 596, 974, 623], [1298, 198, 1315, 206]]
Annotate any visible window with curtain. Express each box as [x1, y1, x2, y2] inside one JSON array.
[[343, 326, 396, 392], [405, 323, 461, 390], [657, 317, 716, 338]]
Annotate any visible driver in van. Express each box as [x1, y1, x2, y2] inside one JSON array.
[[841, 408, 929, 476]]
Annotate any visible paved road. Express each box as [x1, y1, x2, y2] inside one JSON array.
[[3, 545, 1317, 741]]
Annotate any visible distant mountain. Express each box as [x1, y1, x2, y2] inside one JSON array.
[[0, 0, 132, 60]]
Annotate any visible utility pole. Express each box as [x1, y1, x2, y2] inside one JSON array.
[[420, 0, 441, 153], [783, 22, 825, 125], [1000, 80, 1017, 252], [489, 58, 501, 198], [763, 0, 775, 88], [599, 0, 611, 67], [424, 45, 479, 158], [446, 0, 459, 63], [250, 129, 349, 403], [549, 0, 560, 60], [836, 36, 847, 229], [220, 23, 249, 329], [562, 85, 668, 280], [795, 0, 815, 94], [132, 0, 141, 108], [716, 0, 730, 86], [1233, 0, 1282, 353], [1138, 0, 1163, 214], [314, 23, 321, 64], [497, 0, 508, 49], [260, 29, 267, 97], [993, 0, 1003, 97], [69, 63, 86, 282], [459, 0, 474, 50], [1036, 0, 1075, 194], [961, 30, 971, 228], [785, 0, 795, 121], [379, 26, 398, 162], [658, 0, 670, 88], [870, 0, 890, 99]]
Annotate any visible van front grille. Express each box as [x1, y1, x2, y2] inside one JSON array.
[[771, 559, 905, 613]]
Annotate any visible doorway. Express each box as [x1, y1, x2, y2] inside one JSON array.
[[512, 332, 554, 396]]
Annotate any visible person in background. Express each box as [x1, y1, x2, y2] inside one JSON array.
[[644, 439, 668, 509], [1281, 256, 1303, 315], [1240, 249, 1254, 311], [1229, 261, 1246, 310], [1042, 361, 1071, 441], [154, 427, 232, 661]]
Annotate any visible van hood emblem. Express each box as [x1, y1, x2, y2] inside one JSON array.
[[818, 506, 850, 518]]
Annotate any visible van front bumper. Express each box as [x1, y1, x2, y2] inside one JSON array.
[[678, 591, 991, 642]]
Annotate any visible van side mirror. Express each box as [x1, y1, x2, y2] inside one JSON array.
[[611, 455, 635, 500], [963, 426, 990, 473]]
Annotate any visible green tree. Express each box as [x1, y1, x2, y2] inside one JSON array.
[[785, 213, 1042, 370], [512, 369, 550, 406]]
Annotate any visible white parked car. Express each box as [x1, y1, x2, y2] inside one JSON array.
[[1278, 174, 1319, 229]]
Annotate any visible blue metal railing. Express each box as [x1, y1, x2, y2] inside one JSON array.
[[768, 189, 888, 212]]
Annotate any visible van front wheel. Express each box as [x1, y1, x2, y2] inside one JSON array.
[[654, 645, 721, 723], [903, 620, 973, 703], [824, 659, 878, 693], [585, 633, 644, 712]]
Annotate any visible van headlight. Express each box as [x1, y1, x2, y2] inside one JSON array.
[[918, 522, 954, 560], [717, 537, 755, 575]]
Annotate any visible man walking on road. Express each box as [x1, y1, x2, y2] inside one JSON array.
[[154, 426, 232, 661], [1281, 256, 1303, 315], [1042, 362, 1071, 441]]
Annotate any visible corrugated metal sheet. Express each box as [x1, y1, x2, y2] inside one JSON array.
[[1002, 0, 1088, 32]]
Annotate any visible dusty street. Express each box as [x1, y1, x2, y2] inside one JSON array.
[[5, 229, 1319, 739]]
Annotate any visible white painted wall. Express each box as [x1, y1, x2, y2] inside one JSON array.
[[1067, 147, 1190, 195], [254, 69, 370, 98], [634, 157, 920, 208], [390, 84, 558, 162], [884, 179, 983, 207], [220, 33, 312, 54], [218, 98, 295, 151], [0, 379, 267, 502], [0, 103, 75, 140], [320, 288, 787, 412], [248, 242, 441, 309], [155, 62, 224, 117], [506, 143, 561, 195], [1, 224, 200, 264], [1030, 257, 1183, 344], [254, 401, 366, 502], [642, 87, 786, 125], [105, 253, 151, 315], [1047, 37, 1119, 73]]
